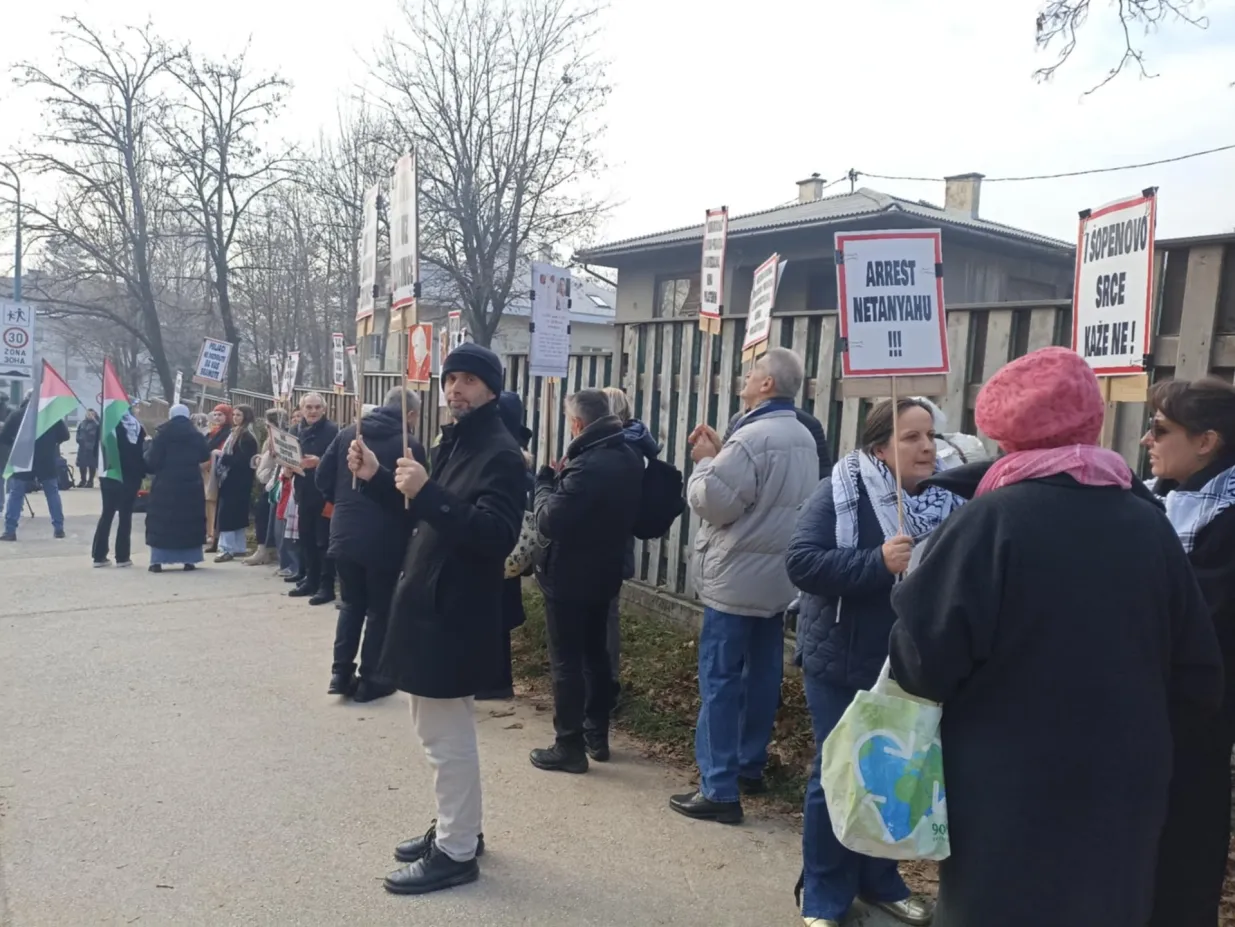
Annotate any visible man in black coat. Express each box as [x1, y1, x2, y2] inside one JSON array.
[[290, 393, 339, 605], [317, 387, 426, 703], [348, 342, 525, 897], [1, 398, 72, 541], [529, 388, 643, 772]]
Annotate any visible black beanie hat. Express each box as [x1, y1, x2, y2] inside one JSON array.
[[442, 342, 504, 398]]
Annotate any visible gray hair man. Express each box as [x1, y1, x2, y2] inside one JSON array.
[[670, 346, 819, 824]]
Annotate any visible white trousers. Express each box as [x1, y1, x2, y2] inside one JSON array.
[[409, 695, 482, 862]]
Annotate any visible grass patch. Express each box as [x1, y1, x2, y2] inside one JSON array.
[[512, 585, 815, 808]]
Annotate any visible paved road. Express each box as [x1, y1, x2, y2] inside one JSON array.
[[0, 488, 899, 927]]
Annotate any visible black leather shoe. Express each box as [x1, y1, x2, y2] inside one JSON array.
[[529, 743, 588, 774], [328, 673, 356, 696], [669, 789, 743, 824], [308, 590, 336, 606], [394, 820, 485, 864], [384, 842, 479, 895], [353, 680, 396, 703], [288, 584, 313, 598], [284, 573, 305, 584], [738, 775, 768, 796], [584, 733, 610, 762]]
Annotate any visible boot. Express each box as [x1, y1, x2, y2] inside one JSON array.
[[243, 546, 275, 566], [529, 742, 588, 774]]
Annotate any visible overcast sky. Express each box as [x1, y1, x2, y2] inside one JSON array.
[[2, 0, 1233, 272]]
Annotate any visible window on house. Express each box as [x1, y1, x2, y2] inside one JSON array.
[[587, 293, 612, 311], [654, 274, 700, 318]]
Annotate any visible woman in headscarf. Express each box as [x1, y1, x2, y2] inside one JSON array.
[[203, 403, 232, 552], [1142, 377, 1235, 927], [76, 409, 102, 488], [91, 406, 146, 567], [786, 397, 962, 927], [887, 347, 1224, 927], [213, 404, 258, 563], [144, 404, 210, 573], [245, 408, 286, 566]]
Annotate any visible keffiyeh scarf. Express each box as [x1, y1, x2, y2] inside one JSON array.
[[1151, 464, 1235, 553], [832, 450, 963, 548]]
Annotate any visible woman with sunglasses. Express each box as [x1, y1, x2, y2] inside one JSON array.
[[1144, 377, 1235, 927]]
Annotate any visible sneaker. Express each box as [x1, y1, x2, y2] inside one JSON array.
[[669, 789, 743, 824], [395, 821, 485, 863], [183, 563, 196, 572], [213, 552, 235, 563], [116, 561, 133, 569], [529, 743, 589, 774], [93, 559, 112, 568], [384, 842, 479, 895], [148, 564, 163, 573], [860, 896, 934, 926], [54, 529, 66, 539]]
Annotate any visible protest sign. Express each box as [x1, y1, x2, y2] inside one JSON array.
[[408, 323, 433, 386], [345, 345, 359, 393], [331, 332, 346, 392], [0, 299, 35, 381], [173, 371, 183, 406], [699, 207, 728, 330], [356, 184, 379, 320], [529, 261, 571, 379], [448, 311, 465, 351], [391, 153, 418, 314], [437, 325, 450, 407], [280, 351, 300, 401], [741, 254, 787, 358], [193, 338, 233, 386], [268, 355, 281, 398], [1071, 191, 1157, 375], [268, 426, 305, 475], [835, 230, 949, 378]]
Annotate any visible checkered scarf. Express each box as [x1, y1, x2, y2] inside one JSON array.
[[1151, 463, 1235, 553], [832, 450, 963, 548]]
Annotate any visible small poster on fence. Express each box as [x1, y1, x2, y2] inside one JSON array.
[[408, 323, 433, 387], [268, 426, 304, 475]]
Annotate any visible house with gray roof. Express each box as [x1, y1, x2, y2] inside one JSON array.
[[574, 173, 1075, 325]]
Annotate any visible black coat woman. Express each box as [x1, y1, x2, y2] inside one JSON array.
[[1143, 377, 1235, 927], [144, 404, 210, 572], [888, 347, 1223, 927], [213, 404, 258, 563], [91, 410, 146, 567], [76, 410, 101, 487]]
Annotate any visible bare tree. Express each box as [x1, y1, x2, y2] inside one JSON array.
[[1034, 0, 1210, 92], [373, 0, 610, 346], [162, 47, 295, 387], [11, 17, 182, 397]]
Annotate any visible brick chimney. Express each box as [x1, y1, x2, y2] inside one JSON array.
[[944, 173, 984, 218], [797, 173, 825, 204]]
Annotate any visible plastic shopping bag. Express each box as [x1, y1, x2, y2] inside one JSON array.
[[818, 660, 950, 861]]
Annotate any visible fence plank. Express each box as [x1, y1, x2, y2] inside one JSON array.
[[716, 319, 737, 435], [838, 395, 863, 457], [940, 310, 971, 429], [666, 323, 696, 594], [812, 315, 838, 432], [1175, 245, 1225, 379], [1025, 306, 1058, 352], [976, 309, 1015, 453]]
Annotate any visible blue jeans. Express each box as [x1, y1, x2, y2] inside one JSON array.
[[5, 478, 63, 534], [801, 675, 909, 920], [276, 519, 299, 573], [695, 608, 784, 803]]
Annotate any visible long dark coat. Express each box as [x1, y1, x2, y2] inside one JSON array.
[[144, 416, 210, 550], [317, 408, 425, 571], [294, 417, 338, 513], [75, 417, 101, 470], [216, 430, 258, 532], [361, 398, 526, 698], [888, 474, 1224, 927]]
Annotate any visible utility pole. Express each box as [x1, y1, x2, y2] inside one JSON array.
[[0, 162, 21, 404]]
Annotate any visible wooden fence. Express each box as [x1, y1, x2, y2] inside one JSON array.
[[220, 234, 1234, 602]]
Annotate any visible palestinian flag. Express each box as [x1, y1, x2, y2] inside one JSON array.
[[99, 358, 131, 481], [4, 361, 80, 478]]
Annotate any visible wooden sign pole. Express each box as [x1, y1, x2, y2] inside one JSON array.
[[353, 343, 365, 489], [890, 375, 905, 534], [401, 330, 410, 509]]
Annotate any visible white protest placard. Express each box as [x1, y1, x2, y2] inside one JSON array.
[[528, 261, 571, 379], [1072, 192, 1156, 375], [447, 311, 465, 351], [700, 207, 728, 321], [391, 153, 418, 313], [193, 337, 233, 386], [331, 332, 346, 391], [280, 351, 300, 400], [437, 325, 450, 407], [345, 345, 359, 393], [356, 184, 379, 321], [835, 230, 949, 377], [741, 254, 787, 354], [0, 299, 35, 382], [268, 355, 281, 398], [268, 426, 304, 476], [173, 371, 183, 406]]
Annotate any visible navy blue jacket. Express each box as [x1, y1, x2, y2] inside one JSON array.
[[787, 478, 897, 690]]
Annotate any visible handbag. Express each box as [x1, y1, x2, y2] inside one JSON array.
[[818, 659, 949, 861], [504, 510, 546, 579]]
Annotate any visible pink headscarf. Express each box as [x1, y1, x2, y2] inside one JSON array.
[[974, 347, 1132, 497]]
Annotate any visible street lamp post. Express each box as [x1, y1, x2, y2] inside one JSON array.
[[0, 162, 20, 303]]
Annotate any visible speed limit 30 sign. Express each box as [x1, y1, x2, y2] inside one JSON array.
[[0, 300, 35, 381]]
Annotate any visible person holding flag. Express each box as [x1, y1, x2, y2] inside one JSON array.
[[91, 360, 147, 567], [1, 361, 78, 542]]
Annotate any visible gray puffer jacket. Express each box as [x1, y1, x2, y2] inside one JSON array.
[[688, 405, 819, 617]]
